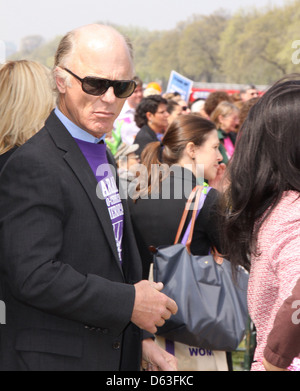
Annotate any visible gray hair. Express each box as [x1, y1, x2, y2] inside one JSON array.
[[53, 30, 76, 93]]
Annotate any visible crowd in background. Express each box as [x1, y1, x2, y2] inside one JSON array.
[[110, 79, 260, 192], [0, 50, 299, 372]]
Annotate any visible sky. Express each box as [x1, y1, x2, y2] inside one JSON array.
[[0, 0, 288, 49]]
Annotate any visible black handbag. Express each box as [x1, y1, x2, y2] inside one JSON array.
[[152, 185, 249, 351]]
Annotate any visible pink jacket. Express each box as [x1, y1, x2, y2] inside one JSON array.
[[248, 191, 300, 371]]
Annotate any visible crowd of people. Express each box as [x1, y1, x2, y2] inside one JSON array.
[[0, 23, 299, 372]]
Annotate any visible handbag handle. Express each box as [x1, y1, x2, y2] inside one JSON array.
[[174, 185, 203, 254]]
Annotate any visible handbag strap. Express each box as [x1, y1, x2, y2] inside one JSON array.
[[174, 185, 204, 254], [185, 187, 203, 254], [174, 184, 212, 254], [174, 185, 201, 245]]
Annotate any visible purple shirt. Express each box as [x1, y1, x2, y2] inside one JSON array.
[[75, 138, 124, 262]]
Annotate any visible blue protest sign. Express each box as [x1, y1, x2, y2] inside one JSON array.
[[166, 70, 193, 102]]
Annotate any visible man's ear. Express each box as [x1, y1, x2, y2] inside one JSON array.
[[54, 67, 67, 94]]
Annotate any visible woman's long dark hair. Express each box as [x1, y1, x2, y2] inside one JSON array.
[[221, 75, 300, 271]]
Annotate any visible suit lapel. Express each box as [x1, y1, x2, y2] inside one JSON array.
[[45, 111, 123, 274]]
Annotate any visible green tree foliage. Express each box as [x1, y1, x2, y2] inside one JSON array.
[[178, 11, 229, 82], [9, 36, 62, 68], [220, 5, 293, 84], [20, 35, 45, 54], [146, 29, 182, 84], [219, 10, 258, 83], [8, 0, 300, 85], [276, 1, 300, 74]]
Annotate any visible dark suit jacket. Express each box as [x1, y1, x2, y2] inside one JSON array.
[[128, 167, 221, 279], [0, 111, 143, 371], [135, 124, 159, 158], [0, 146, 18, 173], [0, 147, 17, 356]]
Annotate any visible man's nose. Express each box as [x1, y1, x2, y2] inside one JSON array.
[[101, 86, 117, 102]]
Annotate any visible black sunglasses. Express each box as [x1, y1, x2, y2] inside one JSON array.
[[63, 68, 137, 99]]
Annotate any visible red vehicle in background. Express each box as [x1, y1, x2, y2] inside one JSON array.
[[189, 82, 267, 103]]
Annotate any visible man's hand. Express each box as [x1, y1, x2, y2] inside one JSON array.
[[131, 280, 178, 334], [142, 338, 178, 371]]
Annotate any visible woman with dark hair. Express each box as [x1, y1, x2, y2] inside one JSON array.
[[128, 114, 227, 371], [134, 95, 169, 157], [221, 75, 300, 371]]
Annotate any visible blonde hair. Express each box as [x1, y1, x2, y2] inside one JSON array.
[[210, 101, 239, 129], [0, 60, 55, 154]]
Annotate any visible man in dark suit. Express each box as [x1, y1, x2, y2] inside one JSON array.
[[0, 24, 177, 371]]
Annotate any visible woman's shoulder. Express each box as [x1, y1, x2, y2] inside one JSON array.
[[280, 190, 300, 207], [136, 125, 155, 139], [206, 186, 219, 199], [0, 146, 18, 172], [199, 187, 220, 219], [258, 191, 300, 259], [268, 191, 300, 225]]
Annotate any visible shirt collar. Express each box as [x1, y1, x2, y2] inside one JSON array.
[[54, 107, 106, 144]]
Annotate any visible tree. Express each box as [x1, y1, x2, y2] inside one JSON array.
[[220, 5, 291, 84], [20, 35, 45, 54], [146, 29, 181, 84], [8, 2, 300, 85], [9, 35, 60, 68], [220, 9, 259, 83], [178, 11, 229, 82], [276, 0, 300, 74]]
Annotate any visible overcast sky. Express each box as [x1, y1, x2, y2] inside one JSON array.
[[0, 0, 287, 48]]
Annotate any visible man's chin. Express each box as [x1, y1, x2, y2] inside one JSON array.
[[83, 123, 110, 139]]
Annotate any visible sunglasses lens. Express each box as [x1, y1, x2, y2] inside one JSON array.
[[82, 77, 136, 98], [114, 81, 136, 98], [82, 77, 108, 96]]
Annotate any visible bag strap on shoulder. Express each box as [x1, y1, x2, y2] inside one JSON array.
[[174, 185, 203, 252], [186, 187, 203, 254]]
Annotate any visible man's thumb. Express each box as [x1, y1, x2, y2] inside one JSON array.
[[151, 282, 164, 292]]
